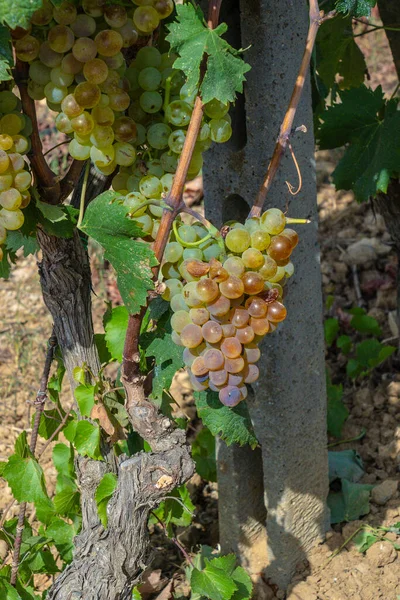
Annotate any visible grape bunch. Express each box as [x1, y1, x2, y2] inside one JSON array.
[[15, 0, 142, 171], [166, 208, 299, 407], [0, 91, 33, 261], [110, 44, 232, 238]]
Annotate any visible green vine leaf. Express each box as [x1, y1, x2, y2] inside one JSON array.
[[317, 86, 400, 201], [150, 484, 195, 536], [80, 191, 157, 314], [73, 421, 103, 460], [195, 390, 258, 448], [0, 577, 22, 599], [166, 3, 251, 104], [36, 200, 68, 223], [0, 25, 13, 81], [190, 554, 252, 600], [335, 0, 376, 17], [104, 305, 129, 362], [95, 473, 118, 528], [0, 0, 42, 30], [3, 455, 50, 508]]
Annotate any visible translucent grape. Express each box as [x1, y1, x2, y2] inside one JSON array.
[[268, 265, 286, 283], [207, 294, 230, 317], [74, 82, 101, 108], [30, 62, 51, 85], [230, 308, 249, 328], [114, 142, 136, 167], [224, 356, 245, 374], [259, 255, 277, 280], [61, 56, 83, 78], [116, 20, 139, 48], [0, 92, 18, 113], [165, 100, 192, 127], [15, 36, 40, 62], [267, 301, 287, 323], [251, 229, 271, 251], [178, 224, 197, 243], [104, 4, 127, 27], [140, 91, 163, 113], [243, 344, 261, 363], [219, 276, 244, 299], [160, 173, 173, 194], [219, 386, 241, 407], [90, 125, 114, 148], [55, 112, 73, 134], [285, 262, 294, 278], [204, 99, 229, 119], [113, 117, 137, 142], [209, 369, 228, 386], [225, 228, 251, 253], [202, 321, 223, 344], [203, 349, 225, 371], [210, 118, 232, 143], [250, 317, 270, 336], [139, 175, 162, 198], [44, 82, 68, 104], [39, 42, 63, 68], [0, 174, 13, 191], [133, 6, 160, 33], [267, 235, 293, 262], [50, 66, 75, 87], [8, 154, 25, 172], [182, 281, 203, 308], [243, 364, 259, 384], [260, 208, 286, 235], [0, 188, 22, 211], [153, 0, 174, 18], [221, 323, 235, 338], [168, 129, 185, 154], [189, 308, 209, 326], [242, 247, 264, 269], [71, 111, 95, 135], [183, 248, 203, 261], [95, 30, 123, 57], [69, 138, 91, 160], [227, 373, 243, 387], [90, 145, 115, 168], [134, 213, 152, 233], [0, 208, 24, 230], [171, 294, 189, 313], [138, 66, 162, 91], [196, 278, 219, 303], [191, 356, 209, 377], [181, 324, 203, 348], [83, 59, 109, 84], [171, 331, 184, 346], [0, 150, 9, 174], [161, 151, 178, 173], [281, 228, 299, 248], [183, 347, 198, 367], [223, 256, 245, 277], [53, 1, 77, 25], [241, 272, 264, 295], [70, 14, 96, 37], [135, 46, 161, 69], [164, 241, 183, 263], [221, 337, 242, 359], [171, 310, 192, 333], [147, 123, 171, 150], [14, 171, 32, 192], [235, 326, 255, 344], [48, 25, 75, 54], [61, 94, 83, 118], [245, 296, 267, 318], [31, 1, 53, 25]]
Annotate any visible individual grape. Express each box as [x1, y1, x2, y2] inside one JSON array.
[[171, 310, 192, 333], [243, 344, 261, 364], [165, 100, 192, 127], [114, 143, 136, 167], [71, 14, 96, 37], [171, 330, 184, 346], [238, 385, 248, 400], [61, 94, 83, 118], [0, 92, 18, 114], [203, 348, 225, 371], [27, 81, 44, 100], [220, 323, 235, 338], [95, 30, 123, 57], [113, 117, 136, 142], [116, 20, 139, 47], [196, 278, 219, 303], [171, 293, 189, 313], [267, 234, 293, 262], [281, 228, 299, 248], [209, 369, 228, 386], [189, 373, 209, 391], [230, 308, 249, 328], [74, 81, 101, 108], [0, 174, 13, 191], [183, 347, 199, 367], [153, 0, 174, 18], [204, 99, 229, 119], [102, 52, 125, 70], [160, 173, 173, 194], [134, 213, 152, 233], [168, 129, 185, 154], [160, 151, 178, 173], [245, 296, 267, 318], [146, 159, 164, 178], [191, 356, 209, 377], [15, 36, 40, 62], [136, 46, 161, 69], [223, 256, 245, 278], [188, 151, 203, 177], [179, 261, 199, 283], [133, 6, 160, 33], [83, 59, 109, 84], [29, 62, 51, 85], [0, 135, 13, 152], [139, 175, 162, 198], [140, 91, 163, 113], [104, 4, 127, 27], [69, 138, 91, 160], [44, 82, 68, 104], [221, 337, 242, 359], [14, 171, 31, 192], [0, 208, 24, 230], [207, 294, 230, 317], [50, 66, 75, 88], [8, 153, 25, 172], [164, 241, 183, 263], [210, 118, 232, 143], [219, 275, 244, 299], [138, 67, 162, 91], [235, 326, 255, 345], [90, 145, 115, 168], [260, 208, 286, 235], [181, 323, 203, 348], [89, 125, 114, 148], [227, 373, 243, 387], [147, 123, 171, 150], [242, 247, 264, 269], [55, 112, 73, 134], [0, 150, 9, 174], [189, 308, 209, 326], [182, 281, 203, 308], [259, 255, 277, 280], [250, 317, 270, 336], [0, 188, 22, 211], [124, 192, 146, 214], [53, 1, 78, 25], [225, 228, 250, 253], [71, 111, 95, 135], [202, 321, 222, 344], [48, 25, 75, 54], [243, 364, 259, 384], [268, 265, 286, 283], [285, 262, 295, 278], [267, 301, 287, 323], [209, 260, 229, 283], [72, 38, 97, 63], [31, 1, 53, 25], [241, 272, 264, 295], [183, 248, 203, 261], [219, 385, 241, 407], [250, 229, 270, 251], [39, 42, 63, 68]]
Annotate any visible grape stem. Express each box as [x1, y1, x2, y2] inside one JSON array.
[[77, 161, 90, 228], [249, 0, 336, 217], [172, 219, 212, 247], [122, 0, 223, 412]]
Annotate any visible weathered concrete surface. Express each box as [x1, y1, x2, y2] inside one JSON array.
[[202, 0, 329, 589]]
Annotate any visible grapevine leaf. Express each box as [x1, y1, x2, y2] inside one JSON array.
[[150, 484, 195, 535], [317, 86, 400, 201], [166, 3, 250, 104], [316, 16, 366, 91], [94, 333, 113, 364], [353, 528, 378, 553], [190, 555, 238, 600], [80, 191, 157, 314], [141, 311, 184, 399], [0, 60, 12, 82], [195, 390, 258, 448], [335, 0, 376, 17], [328, 479, 373, 523], [73, 421, 102, 460], [37, 205, 79, 238], [328, 449, 364, 483], [231, 566, 253, 600], [53, 486, 80, 517], [0, 578, 22, 599], [36, 200, 68, 223], [192, 427, 216, 482], [0, 247, 17, 279], [0, 25, 13, 66], [75, 384, 96, 417], [14, 431, 29, 458], [6, 230, 39, 257], [95, 473, 118, 527], [3, 455, 49, 507], [104, 305, 129, 362], [0, 0, 42, 30]]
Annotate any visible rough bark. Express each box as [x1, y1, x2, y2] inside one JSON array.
[[203, 0, 329, 588], [378, 0, 400, 79]]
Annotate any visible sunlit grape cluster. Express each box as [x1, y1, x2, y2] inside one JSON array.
[[111, 45, 232, 238], [15, 0, 143, 170], [165, 209, 299, 407], [0, 91, 33, 261]]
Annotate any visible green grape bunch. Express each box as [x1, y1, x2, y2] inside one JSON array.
[[165, 209, 299, 407], [0, 91, 33, 261]]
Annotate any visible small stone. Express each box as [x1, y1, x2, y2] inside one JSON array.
[[385, 532, 398, 542], [371, 480, 399, 505], [343, 238, 378, 265], [0, 540, 8, 561], [366, 541, 397, 567]]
